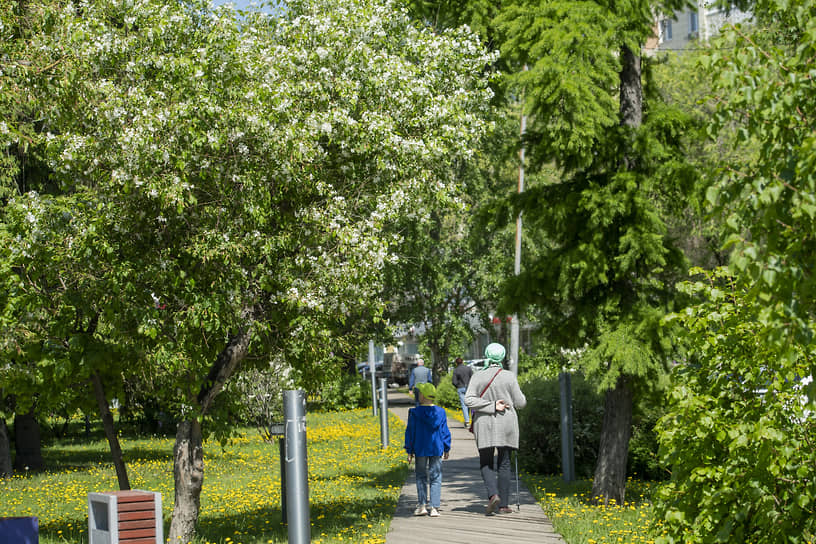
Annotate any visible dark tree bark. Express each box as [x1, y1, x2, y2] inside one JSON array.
[[0, 418, 12, 477], [619, 45, 642, 129], [13, 410, 44, 471], [91, 371, 131, 490], [168, 327, 251, 542], [591, 376, 633, 505]]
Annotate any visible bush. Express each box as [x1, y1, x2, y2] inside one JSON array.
[[517, 371, 665, 480], [518, 372, 604, 478], [434, 373, 460, 410], [317, 372, 372, 412], [653, 271, 816, 543], [627, 398, 667, 481]]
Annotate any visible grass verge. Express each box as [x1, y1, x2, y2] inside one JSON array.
[[524, 475, 659, 544], [0, 409, 408, 544]]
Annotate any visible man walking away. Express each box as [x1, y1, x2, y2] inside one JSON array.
[[451, 357, 473, 427], [409, 358, 432, 407]]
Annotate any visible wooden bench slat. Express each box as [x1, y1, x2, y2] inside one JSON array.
[[119, 519, 155, 530], [119, 527, 156, 538], [118, 500, 155, 513], [118, 538, 156, 544], [101, 491, 155, 501], [118, 511, 156, 522]]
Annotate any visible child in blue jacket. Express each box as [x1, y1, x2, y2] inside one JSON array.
[[404, 382, 451, 517]]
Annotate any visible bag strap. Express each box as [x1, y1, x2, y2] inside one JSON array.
[[478, 368, 502, 398]]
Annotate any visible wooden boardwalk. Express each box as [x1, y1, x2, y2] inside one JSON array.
[[385, 391, 566, 544]]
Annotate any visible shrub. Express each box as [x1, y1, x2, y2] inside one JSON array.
[[518, 372, 604, 478], [434, 373, 460, 410], [627, 397, 667, 481], [654, 270, 816, 543], [518, 371, 665, 480], [317, 372, 372, 412]]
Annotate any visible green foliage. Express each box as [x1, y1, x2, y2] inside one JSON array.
[[651, 5, 816, 541], [316, 373, 373, 412], [654, 269, 816, 543], [493, 3, 697, 407], [518, 372, 604, 478], [704, 0, 816, 350], [433, 373, 460, 410], [518, 371, 666, 480]]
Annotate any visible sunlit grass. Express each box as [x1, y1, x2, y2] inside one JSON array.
[[525, 475, 660, 544], [0, 409, 408, 544]]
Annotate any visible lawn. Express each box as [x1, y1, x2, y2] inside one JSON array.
[[525, 474, 661, 544], [0, 409, 409, 544]]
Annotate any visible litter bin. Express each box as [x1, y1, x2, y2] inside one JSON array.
[[88, 490, 162, 544], [0, 516, 38, 544]]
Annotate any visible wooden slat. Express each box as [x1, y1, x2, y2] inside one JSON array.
[[118, 511, 155, 522], [119, 527, 156, 539], [103, 491, 155, 502], [118, 500, 154, 513], [118, 538, 156, 544], [119, 519, 155, 531]]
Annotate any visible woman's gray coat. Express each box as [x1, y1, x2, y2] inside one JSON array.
[[464, 365, 527, 450]]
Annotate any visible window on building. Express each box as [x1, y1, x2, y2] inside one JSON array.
[[690, 11, 698, 33], [661, 18, 673, 41]]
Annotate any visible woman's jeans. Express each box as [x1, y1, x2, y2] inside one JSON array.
[[479, 446, 513, 506], [415, 456, 443, 508], [457, 387, 470, 424]]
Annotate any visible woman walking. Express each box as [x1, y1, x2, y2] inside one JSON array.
[[465, 342, 526, 515]]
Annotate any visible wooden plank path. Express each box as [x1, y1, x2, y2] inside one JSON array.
[[385, 391, 566, 544]]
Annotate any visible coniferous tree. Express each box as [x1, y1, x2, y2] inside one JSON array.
[[495, 0, 697, 504]]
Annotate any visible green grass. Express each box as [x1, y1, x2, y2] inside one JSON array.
[[0, 409, 409, 544], [524, 474, 660, 544]]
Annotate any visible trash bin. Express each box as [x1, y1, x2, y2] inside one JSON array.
[[0, 516, 38, 544], [88, 490, 162, 544]]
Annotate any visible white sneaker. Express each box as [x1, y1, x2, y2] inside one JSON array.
[[414, 504, 428, 516], [429, 507, 440, 517]]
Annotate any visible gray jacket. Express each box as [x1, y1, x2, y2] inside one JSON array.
[[465, 365, 527, 449]]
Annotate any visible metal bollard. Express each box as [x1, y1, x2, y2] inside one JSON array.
[[283, 390, 310, 544], [379, 378, 389, 448]]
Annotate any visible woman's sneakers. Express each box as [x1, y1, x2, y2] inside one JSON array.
[[485, 494, 500, 515], [429, 507, 440, 517]]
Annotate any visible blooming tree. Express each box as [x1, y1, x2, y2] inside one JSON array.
[[2, 0, 494, 539]]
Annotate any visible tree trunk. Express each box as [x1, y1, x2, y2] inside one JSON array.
[[13, 410, 43, 471], [0, 418, 12, 477], [168, 327, 252, 542], [91, 371, 131, 490], [619, 44, 642, 129], [590, 377, 633, 505], [167, 419, 204, 544], [428, 336, 450, 386]]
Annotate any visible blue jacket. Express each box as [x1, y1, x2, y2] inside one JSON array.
[[404, 405, 451, 457]]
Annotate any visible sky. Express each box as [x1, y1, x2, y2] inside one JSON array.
[[212, 0, 268, 9]]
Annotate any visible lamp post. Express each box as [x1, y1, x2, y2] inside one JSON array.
[[509, 95, 527, 376]]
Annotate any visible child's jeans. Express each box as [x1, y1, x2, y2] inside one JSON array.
[[415, 455, 442, 508]]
